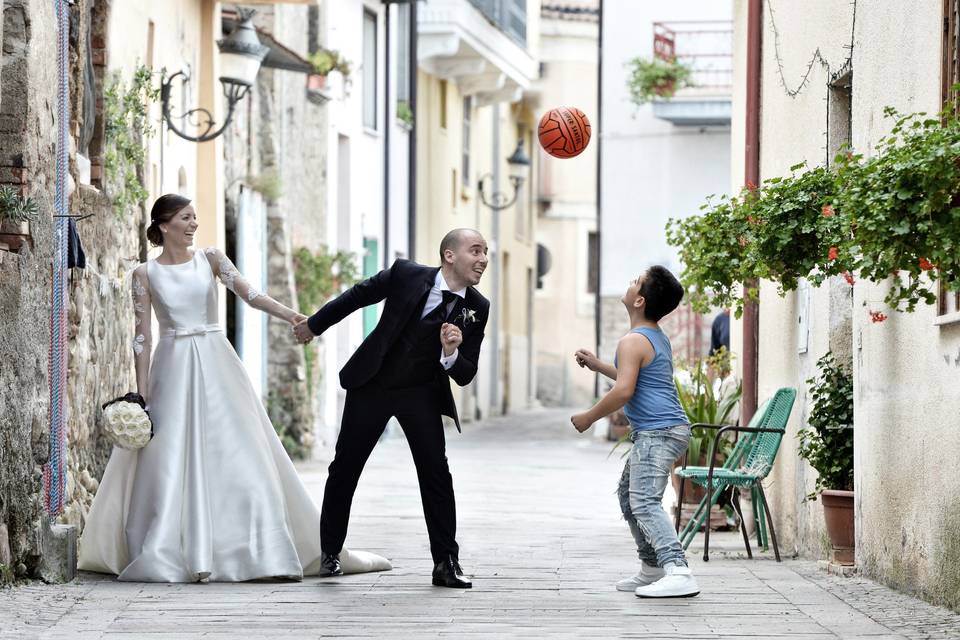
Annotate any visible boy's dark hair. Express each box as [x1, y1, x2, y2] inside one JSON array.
[[639, 266, 684, 321]]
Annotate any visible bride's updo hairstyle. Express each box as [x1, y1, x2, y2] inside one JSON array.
[[147, 194, 192, 247]]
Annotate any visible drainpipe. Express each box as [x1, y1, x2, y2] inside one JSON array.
[[383, 2, 391, 268], [489, 104, 501, 415], [742, 0, 762, 424], [408, 0, 417, 260], [593, 0, 603, 397]]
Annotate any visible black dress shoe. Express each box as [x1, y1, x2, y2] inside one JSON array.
[[432, 555, 472, 588], [320, 552, 343, 577]]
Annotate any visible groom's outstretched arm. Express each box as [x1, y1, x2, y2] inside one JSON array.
[[306, 261, 394, 336], [445, 302, 489, 387]]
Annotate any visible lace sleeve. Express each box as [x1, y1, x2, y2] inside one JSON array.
[[203, 247, 300, 323], [131, 265, 152, 401]]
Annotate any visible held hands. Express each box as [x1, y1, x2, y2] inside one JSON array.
[[574, 348, 601, 372], [289, 312, 308, 326], [292, 319, 316, 344], [570, 412, 593, 433], [440, 322, 462, 356]]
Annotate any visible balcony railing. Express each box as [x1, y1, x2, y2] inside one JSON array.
[[469, 0, 526, 46], [654, 20, 732, 92]]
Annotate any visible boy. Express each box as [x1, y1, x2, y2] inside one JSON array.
[[570, 266, 698, 598]]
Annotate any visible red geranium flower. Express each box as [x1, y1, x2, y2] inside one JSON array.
[[828, 246, 839, 261], [869, 310, 888, 323], [821, 204, 834, 217], [843, 272, 855, 285], [919, 258, 935, 271]]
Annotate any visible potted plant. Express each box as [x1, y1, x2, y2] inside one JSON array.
[[307, 48, 353, 92], [672, 347, 742, 528], [626, 56, 693, 105], [797, 352, 855, 565], [0, 185, 38, 252]]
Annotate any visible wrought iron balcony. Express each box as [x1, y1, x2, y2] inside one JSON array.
[[652, 20, 732, 126], [468, 0, 526, 46]]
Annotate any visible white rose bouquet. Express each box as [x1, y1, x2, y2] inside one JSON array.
[[101, 393, 153, 450]]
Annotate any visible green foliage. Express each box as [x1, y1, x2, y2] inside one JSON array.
[[397, 100, 414, 127], [797, 352, 854, 501], [0, 186, 38, 224], [266, 389, 309, 460], [835, 106, 960, 311], [293, 246, 360, 390], [667, 101, 960, 317], [309, 48, 352, 78], [666, 190, 753, 316], [747, 164, 846, 293], [103, 66, 159, 217], [246, 170, 282, 202], [675, 347, 742, 465], [626, 56, 692, 105], [0, 562, 15, 586]]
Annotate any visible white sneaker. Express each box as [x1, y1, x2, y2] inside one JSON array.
[[634, 564, 700, 598], [615, 561, 665, 592]]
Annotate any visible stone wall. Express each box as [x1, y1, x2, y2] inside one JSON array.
[[0, 0, 143, 579], [1, 0, 59, 579]]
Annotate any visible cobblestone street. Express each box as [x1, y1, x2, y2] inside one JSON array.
[[2, 408, 959, 639]]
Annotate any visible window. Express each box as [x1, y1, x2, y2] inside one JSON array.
[[363, 9, 378, 130], [587, 232, 599, 294], [396, 4, 410, 104], [439, 80, 448, 129], [939, 282, 960, 318], [461, 97, 472, 187], [943, 0, 959, 109], [939, 1, 960, 321]]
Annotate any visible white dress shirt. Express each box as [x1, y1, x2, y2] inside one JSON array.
[[421, 270, 466, 369]]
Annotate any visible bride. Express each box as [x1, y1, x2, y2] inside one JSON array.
[[78, 194, 389, 582]]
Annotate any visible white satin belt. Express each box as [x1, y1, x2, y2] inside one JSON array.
[[159, 324, 223, 339]]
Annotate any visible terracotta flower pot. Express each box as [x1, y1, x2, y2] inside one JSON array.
[[307, 74, 327, 91], [821, 489, 855, 565]]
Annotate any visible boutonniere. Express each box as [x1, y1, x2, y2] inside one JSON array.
[[457, 308, 478, 325]]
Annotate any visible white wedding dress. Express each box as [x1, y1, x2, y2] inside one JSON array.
[[78, 248, 389, 582]]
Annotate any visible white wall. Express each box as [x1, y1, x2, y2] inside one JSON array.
[[733, 0, 960, 609], [600, 0, 732, 299]]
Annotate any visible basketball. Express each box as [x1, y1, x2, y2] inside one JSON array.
[[538, 107, 591, 159]]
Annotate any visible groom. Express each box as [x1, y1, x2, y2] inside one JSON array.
[[293, 229, 490, 588]]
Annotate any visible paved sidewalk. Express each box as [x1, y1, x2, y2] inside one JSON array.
[[2, 408, 959, 639]]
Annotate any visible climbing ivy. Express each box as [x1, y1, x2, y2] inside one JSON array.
[[103, 66, 158, 217], [292, 246, 359, 391]]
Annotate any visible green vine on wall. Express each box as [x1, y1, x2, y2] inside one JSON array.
[[292, 246, 360, 391], [103, 66, 159, 217]]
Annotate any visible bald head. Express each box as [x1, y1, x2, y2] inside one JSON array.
[[438, 228, 488, 288], [439, 228, 482, 263]]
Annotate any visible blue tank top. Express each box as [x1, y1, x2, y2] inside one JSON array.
[[615, 327, 689, 431]]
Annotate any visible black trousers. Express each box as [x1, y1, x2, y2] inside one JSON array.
[[319, 379, 458, 565]]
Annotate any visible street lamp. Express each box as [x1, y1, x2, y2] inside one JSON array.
[[160, 8, 269, 143], [477, 139, 531, 211]]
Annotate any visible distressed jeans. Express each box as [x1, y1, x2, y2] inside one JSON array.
[[617, 424, 691, 568]]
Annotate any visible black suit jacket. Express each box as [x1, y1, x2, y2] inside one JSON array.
[[307, 259, 490, 431]]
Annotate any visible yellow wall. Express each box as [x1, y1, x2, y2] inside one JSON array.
[[416, 70, 538, 415]]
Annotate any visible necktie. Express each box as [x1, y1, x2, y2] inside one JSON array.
[[424, 290, 458, 324]]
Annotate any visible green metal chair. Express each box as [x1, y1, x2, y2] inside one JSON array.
[[674, 387, 797, 562], [674, 398, 770, 545]]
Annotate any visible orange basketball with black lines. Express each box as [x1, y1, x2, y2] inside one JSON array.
[[538, 107, 591, 159]]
